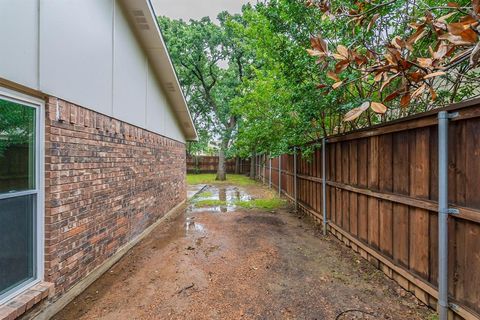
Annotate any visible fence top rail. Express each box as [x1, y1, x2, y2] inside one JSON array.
[[304, 97, 480, 145]]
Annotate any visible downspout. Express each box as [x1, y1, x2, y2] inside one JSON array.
[[437, 111, 458, 320], [322, 138, 327, 236]]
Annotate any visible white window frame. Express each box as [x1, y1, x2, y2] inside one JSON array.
[[0, 88, 44, 304]]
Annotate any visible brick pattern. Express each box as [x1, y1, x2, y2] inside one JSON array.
[[44, 97, 186, 299], [0, 282, 54, 320]]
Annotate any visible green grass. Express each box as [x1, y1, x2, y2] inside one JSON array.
[[234, 198, 286, 210], [194, 199, 227, 207], [187, 173, 256, 186], [197, 191, 213, 198]]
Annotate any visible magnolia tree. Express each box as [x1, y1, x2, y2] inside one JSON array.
[[307, 0, 480, 130]]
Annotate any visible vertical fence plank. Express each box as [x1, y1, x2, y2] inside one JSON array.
[[342, 142, 350, 231], [266, 102, 480, 319], [463, 119, 480, 311], [349, 141, 358, 237], [409, 128, 430, 279], [335, 143, 342, 226], [357, 138, 368, 242], [379, 134, 393, 258], [367, 136, 379, 249], [392, 131, 410, 268], [429, 127, 439, 287]]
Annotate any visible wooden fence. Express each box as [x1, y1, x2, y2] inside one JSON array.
[[187, 156, 250, 174], [254, 98, 480, 320]]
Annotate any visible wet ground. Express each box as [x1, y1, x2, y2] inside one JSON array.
[[54, 181, 434, 320]]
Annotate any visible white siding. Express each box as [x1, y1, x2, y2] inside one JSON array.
[[0, 0, 186, 142], [164, 94, 185, 142], [39, 0, 114, 116], [146, 61, 183, 141], [146, 62, 166, 134], [112, 3, 147, 128], [0, 0, 39, 89]]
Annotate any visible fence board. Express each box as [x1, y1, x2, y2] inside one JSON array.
[[187, 156, 249, 174], [253, 98, 480, 320]]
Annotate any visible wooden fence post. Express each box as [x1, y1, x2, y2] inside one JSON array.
[[269, 156, 272, 188], [322, 138, 327, 236], [278, 155, 282, 196], [294, 147, 298, 212], [262, 155, 266, 184]]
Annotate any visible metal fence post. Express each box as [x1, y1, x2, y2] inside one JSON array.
[[322, 138, 327, 236], [438, 111, 458, 320], [278, 155, 282, 196], [294, 147, 298, 212], [269, 156, 272, 188]]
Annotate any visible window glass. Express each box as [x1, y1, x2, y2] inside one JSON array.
[[0, 194, 36, 297], [0, 99, 36, 193]]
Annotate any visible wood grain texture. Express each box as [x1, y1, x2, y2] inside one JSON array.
[[263, 101, 480, 319]]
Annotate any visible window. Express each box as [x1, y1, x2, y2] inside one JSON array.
[[0, 93, 43, 302]]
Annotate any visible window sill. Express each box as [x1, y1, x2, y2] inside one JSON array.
[[0, 282, 54, 320]]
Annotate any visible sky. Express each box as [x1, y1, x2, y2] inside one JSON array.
[[151, 0, 253, 21]]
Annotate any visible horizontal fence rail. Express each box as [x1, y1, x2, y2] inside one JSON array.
[[187, 156, 250, 174], [254, 98, 480, 320]]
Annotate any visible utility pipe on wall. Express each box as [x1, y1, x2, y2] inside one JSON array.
[[322, 138, 327, 236], [437, 111, 458, 320], [294, 147, 298, 212]]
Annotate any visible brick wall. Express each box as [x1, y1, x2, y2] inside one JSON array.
[[44, 97, 186, 299]]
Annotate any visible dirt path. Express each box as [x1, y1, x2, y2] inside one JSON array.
[[54, 182, 434, 320]]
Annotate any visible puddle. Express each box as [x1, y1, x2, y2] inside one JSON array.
[[187, 184, 207, 199], [190, 185, 253, 213], [185, 217, 206, 233], [149, 185, 259, 251], [144, 184, 270, 257]]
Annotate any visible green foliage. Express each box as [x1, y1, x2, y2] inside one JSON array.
[[231, 0, 329, 157], [160, 0, 480, 161], [0, 100, 35, 156]]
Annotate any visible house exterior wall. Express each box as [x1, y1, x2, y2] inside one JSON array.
[[43, 96, 186, 299], [0, 0, 186, 143]]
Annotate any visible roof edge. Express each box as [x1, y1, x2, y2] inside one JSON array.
[[119, 0, 198, 142]]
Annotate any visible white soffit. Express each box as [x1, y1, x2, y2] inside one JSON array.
[[118, 0, 198, 141]]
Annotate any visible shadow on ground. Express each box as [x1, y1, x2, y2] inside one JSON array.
[[53, 181, 434, 320]]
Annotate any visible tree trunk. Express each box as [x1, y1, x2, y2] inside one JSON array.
[[249, 153, 255, 179], [216, 143, 227, 181], [234, 157, 240, 174]]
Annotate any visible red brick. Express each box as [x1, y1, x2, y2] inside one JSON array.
[[44, 97, 186, 302]]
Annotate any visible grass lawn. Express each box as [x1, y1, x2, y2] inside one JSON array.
[[234, 198, 286, 210], [187, 173, 256, 186]]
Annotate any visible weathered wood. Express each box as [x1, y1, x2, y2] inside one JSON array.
[[379, 134, 393, 257], [367, 136, 379, 249], [186, 156, 250, 174], [261, 100, 480, 319], [409, 128, 430, 279], [349, 141, 358, 236]]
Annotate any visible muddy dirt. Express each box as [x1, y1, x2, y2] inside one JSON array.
[[53, 183, 434, 320]]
